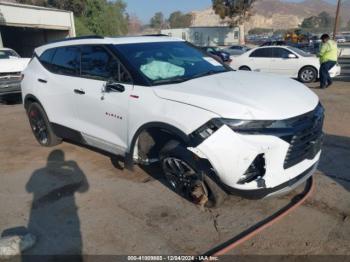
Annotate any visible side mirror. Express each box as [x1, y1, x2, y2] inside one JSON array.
[[288, 53, 297, 59], [104, 81, 125, 93]]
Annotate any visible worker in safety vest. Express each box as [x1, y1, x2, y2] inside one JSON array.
[[318, 34, 338, 89]]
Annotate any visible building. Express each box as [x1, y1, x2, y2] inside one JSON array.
[[161, 26, 240, 47], [0, 1, 75, 57]]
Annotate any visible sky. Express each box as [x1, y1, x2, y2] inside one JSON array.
[[124, 0, 337, 23]]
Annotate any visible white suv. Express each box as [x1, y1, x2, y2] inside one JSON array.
[[22, 36, 324, 207]]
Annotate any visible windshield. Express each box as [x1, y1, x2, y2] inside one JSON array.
[[114, 42, 229, 85], [288, 47, 314, 57], [0, 49, 20, 59]]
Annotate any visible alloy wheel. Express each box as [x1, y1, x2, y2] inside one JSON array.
[[301, 69, 315, 82], [162, 157, 208, 202], [29, 108, 49, 145]]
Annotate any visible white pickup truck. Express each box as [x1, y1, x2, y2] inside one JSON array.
[[0, 48, 30, 100]]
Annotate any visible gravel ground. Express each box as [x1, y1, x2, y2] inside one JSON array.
[[0, 78, 349, 257]]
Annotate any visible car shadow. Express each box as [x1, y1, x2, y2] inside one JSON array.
[[0, 150, 89, 260], [0, 94, 22, 105], [318, 133, 350, 191]]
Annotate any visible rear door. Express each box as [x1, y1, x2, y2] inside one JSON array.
[[248, 48, 272, 72], [74, 45, 133, 155], [37, 46, 81, 129]]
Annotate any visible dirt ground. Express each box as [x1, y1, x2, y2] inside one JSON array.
[[0, 77, 349, 257]]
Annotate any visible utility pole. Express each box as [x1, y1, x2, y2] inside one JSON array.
[[333, 0, 341, 40]]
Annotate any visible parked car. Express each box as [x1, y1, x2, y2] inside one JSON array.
[[0, 48, 30, 100], [335, 36, 346, 43], [231, 46, 341, 83], [200, 46, 232, 63], [260, 40, 287, 46], [22, 36, 324, 207], [223, 45, 251, 56]]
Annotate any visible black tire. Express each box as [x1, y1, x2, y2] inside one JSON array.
[[298, 66, 317, 83], [160, 140, 227, 208], [239, 66, 251, 71], [27, 102, 62, 147]]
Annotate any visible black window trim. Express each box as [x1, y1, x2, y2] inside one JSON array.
[[271, 47, 299, 59], [80, 44, 133, 84], [37, 44, 134, 85], [249, 47, 273, 58]]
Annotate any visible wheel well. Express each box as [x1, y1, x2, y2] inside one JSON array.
[[239, 65, 251, 70], [299, 65, 318, 77], [24, 95, 40, 110], [127, 124, 189, 168]]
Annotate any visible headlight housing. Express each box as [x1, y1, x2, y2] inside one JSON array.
[[190, 103, 324, 145], [220, 118, 290, 132]]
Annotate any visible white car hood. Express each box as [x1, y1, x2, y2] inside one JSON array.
[[0, 58, 30, 73], [153, 71, 319, 120]]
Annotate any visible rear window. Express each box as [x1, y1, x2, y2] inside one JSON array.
[[51, 46, 80, 76], [39, 48, 56, 68]]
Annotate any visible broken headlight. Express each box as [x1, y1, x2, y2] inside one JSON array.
[[190, 119, 223, 146], [190, 118, 291, 146], [220, 118, 290, 133]]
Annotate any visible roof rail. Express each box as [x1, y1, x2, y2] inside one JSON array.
[[48, 35, 104, 44], [142, 34, 169, 37]]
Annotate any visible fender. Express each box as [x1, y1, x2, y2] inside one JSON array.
[[24, 94, 43, 110], [125, 122, 190, 169]]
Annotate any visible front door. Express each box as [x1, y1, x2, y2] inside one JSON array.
[[269, 47, 299, 76], [74, 45, 133, 155]]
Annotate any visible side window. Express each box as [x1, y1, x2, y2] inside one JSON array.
[[81, 45, 117, 80], [51, 46, 80, 76], [272, 48, 293, 58], [119, 63, 132, 83], [81, 45, 131, 83], [250, 48, 272, 58], [39, 48, 56, 70]]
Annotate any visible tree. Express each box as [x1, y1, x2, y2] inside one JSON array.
[[168, 11, 192, 29], [16, 0, 129, 36], [150, 12, 165, 30], [300, 12, 335, 33], [128, 14, 142, 35], [79, 0, 128, 36], [48, 0, 87, 16], [16, 0, 48, 6], [212, 0, 256, 44]]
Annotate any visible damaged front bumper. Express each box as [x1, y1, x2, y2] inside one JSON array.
[[188, 124, 321, 199]]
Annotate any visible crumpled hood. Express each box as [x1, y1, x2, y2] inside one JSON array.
[[153, 71, 319, 120], [0, 58, 30, 73]]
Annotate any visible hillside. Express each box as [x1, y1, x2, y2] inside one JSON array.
[[192, 0, 350, 31]]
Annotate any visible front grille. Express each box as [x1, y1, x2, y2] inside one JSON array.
[[284, 104, 324, 169], [0, 72, 21, 81]]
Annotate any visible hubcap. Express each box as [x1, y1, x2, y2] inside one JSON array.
[[301, 69, 315, 82], [162, 157, 207, 201], [29, 108, 48, 145]]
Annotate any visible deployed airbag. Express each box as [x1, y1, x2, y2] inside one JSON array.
[[140, 60, 185, 80]]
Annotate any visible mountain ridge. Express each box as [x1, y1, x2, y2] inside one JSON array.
[[191, 0, 349, 31]]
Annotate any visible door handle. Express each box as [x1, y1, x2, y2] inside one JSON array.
[[74, 89, 85, 95], [38, 78, 47, 83]]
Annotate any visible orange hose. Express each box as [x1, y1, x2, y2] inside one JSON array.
[[203, 177, 314, 258]]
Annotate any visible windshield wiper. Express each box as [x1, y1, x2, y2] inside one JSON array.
[[152, 70, 227, 85], [191, 70, 223, 79], [152, 76, 192, 85]]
